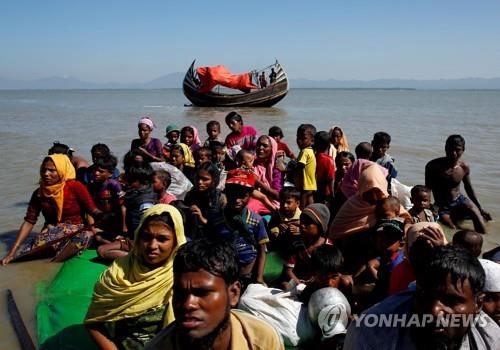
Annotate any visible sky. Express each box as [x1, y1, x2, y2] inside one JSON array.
[[1, 0, 500, 83]]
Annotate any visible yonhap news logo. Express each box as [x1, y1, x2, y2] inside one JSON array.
[[352, 313, 489, 328]]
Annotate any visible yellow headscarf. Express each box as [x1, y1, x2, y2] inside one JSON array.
[[85, 204, 186, 325], [40, 154, 76, 222], [178, 142, 195, 168]]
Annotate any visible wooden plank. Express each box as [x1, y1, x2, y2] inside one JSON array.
[[6, 289, 36, 350]]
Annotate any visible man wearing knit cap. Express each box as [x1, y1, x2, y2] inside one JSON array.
[[281, 203, 332, 287]]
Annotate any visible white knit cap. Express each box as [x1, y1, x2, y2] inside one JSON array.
[[479, 259, 500, 292]]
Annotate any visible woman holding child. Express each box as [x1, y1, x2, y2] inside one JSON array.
[[131, 116, 164, 163], [1, 154, 102, 265], [85, 204, 186, 349]]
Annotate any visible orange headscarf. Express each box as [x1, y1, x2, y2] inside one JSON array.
[[329, 164, 409, 240], [40, 154, 76, 222]]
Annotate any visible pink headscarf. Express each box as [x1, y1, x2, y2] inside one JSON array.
[[183, 126, 201, 153], [138, 116, 156, 130], [341, 159, 388, 199], [254, 135, 278, 188]]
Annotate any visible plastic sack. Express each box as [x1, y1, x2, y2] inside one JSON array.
[[391, 178, 413, 210]]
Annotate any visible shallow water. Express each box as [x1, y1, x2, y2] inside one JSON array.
[[0, 88, 499, 347]]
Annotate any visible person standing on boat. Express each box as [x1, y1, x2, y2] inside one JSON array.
[[269, 68, 277, 84], [259, 72, 267, 88], [224, 111, 258, 168], [131, 116, 164, 163]]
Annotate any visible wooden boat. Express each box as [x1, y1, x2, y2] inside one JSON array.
[[183, 60, 289, 107]]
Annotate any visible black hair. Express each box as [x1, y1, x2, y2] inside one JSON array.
[[410, 185, 430, 199], [141, 212, 175, 233], [355, 142, 372, 159], [372, 131, 391, 145], [206, 120, 220, 130], [171, 144, 186, 156], [123, 149, 147, 173], [197, 146, 212, 158], [335, 151, 355, 169], [446, 134, 465, 148], [91, 143, 111, 157], [196, 161, 220, 188], [208, 140, 224, 152], [180, 126, 194, 143], [225, 111, 243, 125], [126, 164, 153, 185], [310, 245, 343, 275], [452, 229, 483, 252], [314, 131, 330, 152], [297, 124, 316, 137], [236, 149, 252, 163], [94, 154, 118, 173], [48, 141, 74, 159], [174, 238, 239, 285], [268, 126, 284, 138], [420, 245, 485, 296], [279, 186, 301, 202], [152, 169, 172, 189]]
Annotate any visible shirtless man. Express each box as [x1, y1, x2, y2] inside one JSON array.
[[425, 135, 491, 233]]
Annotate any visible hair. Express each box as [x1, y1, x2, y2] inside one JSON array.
[[123, 149, 147, 173], [446, 134, 465, 148], [91, 143, 111, 157], [420, 245, 485, 296], [314, 131, 330, 152], [410, 185, 430, 199], [171, 144, 186, 156], [206, 120, 220, 130], [94, 154, 118, 173], [372, 131, 391, 145], [355, 142, 372, 159], [335, 151, 355, 169], [196, 161, 220, 188], [197, 146, 212, 159], [297, 124, 316, 137], [279, 186, 301, 202], [126, 164, 153, 185], [48, 141, 74, 159], [180, 126, 194, 142], [376, 196, 400, 217], [174, 238, 239, 285], [152, 169, 172, 189], [141, 212, 175, 233], [268, 126, 284, 139], [452, 230, 483, 252], [310, 245, 343, 275], [236, 149, 252, 163], [225, 111, 243, 125]]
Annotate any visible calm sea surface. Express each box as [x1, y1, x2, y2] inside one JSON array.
[[1, 88, 499, 346]]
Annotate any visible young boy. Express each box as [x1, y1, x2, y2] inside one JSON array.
[[268, 187, 302, 255], [370, 131, 397, 179], [452, 229, 483, 257], [162, 124, 180, 160], [208, 169, 269, 286], [87, 155, 126, 243], [282, 203, 330, 287], [79, 143, 120, 185], [295, 124, 317, 208], [203, 120, 224, 147], [354, 142, 372, 160], [425, 134, 491, 233], [269, 125, 296, 160], [314, 131, 335, 204], [151, 169, 176, 204], [408, 185, 436, 223], [194, 146, 212, 167]]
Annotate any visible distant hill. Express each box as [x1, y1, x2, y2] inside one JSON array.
[[1, 74, 500, 90]]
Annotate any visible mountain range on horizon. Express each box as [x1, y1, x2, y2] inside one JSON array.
[[1, 73, 500, 90]]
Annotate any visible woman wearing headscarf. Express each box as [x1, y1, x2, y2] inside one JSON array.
[[85, 204, 186, 349], [180, 125, 202, 154], [247, 135, 283, 214], [327, 125, 349, 160], [1, 154, 101, 265], [131, 116, 164, 162]]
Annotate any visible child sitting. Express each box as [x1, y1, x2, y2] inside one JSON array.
[[375, 196, 408, 230], [203, 120, 224, 147], [281, 203, 331, 288], [408, 185, 436, 223], [268, 187, 302, 255], [195, 146, 212, 167], [209, 141, 228, 190], [452, 229, 483, 257], [87, 155, 126, 244], [151, 169, 176, 204], [162, 124, 180, 160], [269, 125, 296, 161], [207, 169, 269, 286], [236, 149, 278, 212], [169, 144, 195, 183], [313, 131, 335, 204], [370, 131, 398, 180], [79, 143, 120, 185], [180, 125, 201, 154], [294, 124, 317, 208]]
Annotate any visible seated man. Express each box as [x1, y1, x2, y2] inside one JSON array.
[[344, 245, 500, 349], [425, 134, 491, 233], [145, 239, 284, 350]]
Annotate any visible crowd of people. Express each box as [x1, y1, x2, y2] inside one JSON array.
[[1, 111, 499, 349]]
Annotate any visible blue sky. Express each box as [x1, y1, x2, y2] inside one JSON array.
[[1, 0, 499, 82]]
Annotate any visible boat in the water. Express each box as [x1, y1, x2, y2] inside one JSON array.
[[183, 60, 289, 107]]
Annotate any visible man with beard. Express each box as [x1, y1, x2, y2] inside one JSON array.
[[145, 239, 284, 350], [344, 245, 500, 349]]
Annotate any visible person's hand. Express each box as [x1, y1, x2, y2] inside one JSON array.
[[480, 209, 492, 221], [255, 278, 267, 287], [289, 223, 300, 236], [1, 253, 15, 266], [190, 205, 207, 224], [420, 226, 446, 248]]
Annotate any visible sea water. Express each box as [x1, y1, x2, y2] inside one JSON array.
[[1, 88, 499, 346]]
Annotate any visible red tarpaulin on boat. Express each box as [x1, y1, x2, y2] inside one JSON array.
[[196, 65, 258, 93]]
